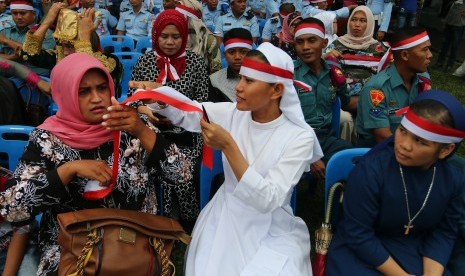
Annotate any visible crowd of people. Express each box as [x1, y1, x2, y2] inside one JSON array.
[[0, 0, 464, 275]]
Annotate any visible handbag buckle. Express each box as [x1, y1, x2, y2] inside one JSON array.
[[118, 227, 136, 244]]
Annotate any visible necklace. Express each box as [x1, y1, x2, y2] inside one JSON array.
[[399, 164, 436, 235]]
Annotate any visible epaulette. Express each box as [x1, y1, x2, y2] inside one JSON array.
[[244, 9, 254, 20], [270, 16, 278, 24]]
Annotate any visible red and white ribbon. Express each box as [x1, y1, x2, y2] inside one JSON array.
[[240, 57, 312, 92], [401, 109, 465, 143], [175, 4, 202, 20], [154, 52, 186, 84], [294, 23, 325, 39], [83, 87, 213, 200], [224, 38, 253, 51], [392, 31, 430, 51], [10, 2, 34, 10]]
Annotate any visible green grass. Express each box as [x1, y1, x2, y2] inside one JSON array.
[[171, 51, 465, 274]]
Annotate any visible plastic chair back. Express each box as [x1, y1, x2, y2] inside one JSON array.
[[331, 97, 341, 138], [113, 52, 142, 101], [0, 125, 34, 170], [200, 149, 297, 213], [100, 35, 135, 53], [135, 37, 152, 54], [324, 148, 370, 213]]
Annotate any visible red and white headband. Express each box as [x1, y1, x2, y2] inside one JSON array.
[[392, 31, 429, 51], [224, 38, 253, 51], [400, 109, 465, 143], [10, 1, 34, 10], [310, 0, 327, 4], [294, 23, 325, 39], [240, 57, 312, 91], [175, 4, 202, 20]]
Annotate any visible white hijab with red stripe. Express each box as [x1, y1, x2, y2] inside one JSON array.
[[239, 42, 324, 163]]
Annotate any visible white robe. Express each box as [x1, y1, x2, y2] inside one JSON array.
[[158, 102, 314, 276]]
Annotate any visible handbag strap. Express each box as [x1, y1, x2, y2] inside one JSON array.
[[67, 229, 102, 276], [151, 237, 175, 276]]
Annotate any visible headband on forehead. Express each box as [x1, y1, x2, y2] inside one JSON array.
[[294, 23, 325, 39], [175, 3, 202, 20], [400, 110, 465, 143], [224, 38, 253, 51], [10, 1, 34, 10], [240, 57, 312, 91], [392, 31, 430, 51]]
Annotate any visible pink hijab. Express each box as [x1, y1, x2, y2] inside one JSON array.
[[39, 53, 115, 150], [276, 12, 302, 44]]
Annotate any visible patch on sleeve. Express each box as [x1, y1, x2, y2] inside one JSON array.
[[370, 89, 385, 107], [369, 107, 384, 117]]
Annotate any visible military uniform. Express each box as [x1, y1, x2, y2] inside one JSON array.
[[202, 4, 222, 32], [214, 10, 259, 38], [301, 5, 349, 19], [279, 0, 303, 12], [248, 0, 279, 19], [119, 0, 157, 13], [0, 13, 13, 31], [261, 15, 280, 41], [94, 0, 112, 9], [356, 64, 431, 147], [294, 58, 352, 163], [116, 9, 154, 41], [79, 7, 117, 36]]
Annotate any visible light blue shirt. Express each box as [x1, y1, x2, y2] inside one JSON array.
[[366, 0, 394, 32], [120, 0, 158, 13], [94, 0, 112, 9], [202, 4, 222, 32], [0, 13, 13, 31], [79, 8, 117, 36], [117, 9, 154, 41], [248, 0, 279, 19], [214, 11, 260, 38], [302, 5, 350, 19], [261, 16, 281, 40]]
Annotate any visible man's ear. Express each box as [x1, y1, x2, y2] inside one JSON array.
[[400, 49, 409, 62]]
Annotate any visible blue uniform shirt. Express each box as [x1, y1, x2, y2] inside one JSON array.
[[248, 0, 279, 19], [120, 0, 157, 13], [0, 13, 13, 31], [214, 11, 260, 38], [366, 0, 394, 32], [94, 0, 112, 9], [117, 9, 154, 41], [79, 8, 117, 36], [302, 5, 350, 19], [202, 4, 222, 32], [261, 16, 281, 41], [279, 0, 303, 12]]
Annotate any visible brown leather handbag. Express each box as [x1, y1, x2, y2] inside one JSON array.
[[57, 208, 191, 276]]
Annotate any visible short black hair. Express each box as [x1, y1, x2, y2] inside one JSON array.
[[223, 28, 253, 44], [295, 17, 325, 34], [279, 3, 295, 13], [410, 99, 455, 129]]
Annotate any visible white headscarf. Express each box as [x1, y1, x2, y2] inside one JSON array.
[[240, 42, 323, 163], [314, 12, 338, 46]]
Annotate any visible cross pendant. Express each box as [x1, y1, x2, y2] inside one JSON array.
[[404, 223, 413, 235]]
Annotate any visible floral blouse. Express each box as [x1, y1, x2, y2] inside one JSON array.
[[0, 126, 188, 276], [326, 39, 389, 96]]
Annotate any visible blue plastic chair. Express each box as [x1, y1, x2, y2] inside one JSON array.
[[0, 125, 34, 170], [324, 148, 370, 214], [200, 149, 297, 213], [331, 97, 341, 138], [100, 35, 135, 53], [113, 52, 142, 101], [135, 36, 152, 54]]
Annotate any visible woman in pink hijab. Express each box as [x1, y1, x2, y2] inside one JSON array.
[[271, 12, 303, 60], [0, 53, 187, 276]]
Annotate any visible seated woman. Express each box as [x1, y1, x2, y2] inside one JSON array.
[[327, 90, 465, 275], [130, 9, 210, 232], [271, 12, 302, 60], [0, 53, 186, 276], [20, 3, 122, 88], [326, 6, 389, 97], [141, 42, 323, 275]]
